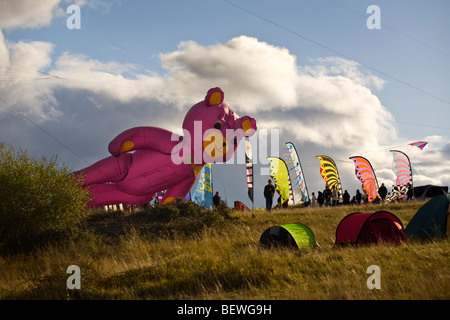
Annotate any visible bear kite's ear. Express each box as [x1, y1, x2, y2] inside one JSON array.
[[205, 87, 224, 106]]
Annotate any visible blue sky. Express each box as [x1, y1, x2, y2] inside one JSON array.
[[1, 0, 449, 209]]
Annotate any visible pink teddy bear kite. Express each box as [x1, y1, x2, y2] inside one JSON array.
[[74, 87, 257, 206]]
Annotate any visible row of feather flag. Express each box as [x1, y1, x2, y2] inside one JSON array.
[[191, 139, 428, 209], [268, 140, 427, 206]]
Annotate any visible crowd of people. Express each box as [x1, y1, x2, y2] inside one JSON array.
[[309, 182, 410, 208], [261, 178, 415, 211], [216, 180, 415, 212]]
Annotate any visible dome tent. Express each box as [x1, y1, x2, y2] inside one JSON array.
[[335, 211, 406, 246], [259, 223, 315, 250], [405, 193, 450, 238]]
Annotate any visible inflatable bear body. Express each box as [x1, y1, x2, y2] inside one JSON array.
[[74, 87, 257, 206]]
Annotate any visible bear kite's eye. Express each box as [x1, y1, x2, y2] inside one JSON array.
[[214, 121, 222, 130]]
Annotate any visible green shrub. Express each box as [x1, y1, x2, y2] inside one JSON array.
[[148, 199, 237, 234], [150, 198, 233, 222], [0, 143, 91, 251]]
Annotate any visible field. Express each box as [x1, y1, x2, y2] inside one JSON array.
[[0, 200, 448, 300]]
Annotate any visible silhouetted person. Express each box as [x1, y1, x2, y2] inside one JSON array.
[[378, 183, 387, 202], [264, 179, 275, 212], [317, 191, 324, 207], [356, 189, 362, 204], [213, 191, 221, 207], [323, 185, 332, 206], [343, 189, 350, 205]]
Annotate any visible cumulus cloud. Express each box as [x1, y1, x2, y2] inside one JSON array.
[[160, 36, 299, 109], [0, 30, 59, 120], [0, 0, 62, 30], [300, 57, 386, 91], [157, 36, 397, 153], [3, 33, 394, 152], [0, 0, 114, 30], [0, 23, 448, 192], [50, 52, 164, 104]]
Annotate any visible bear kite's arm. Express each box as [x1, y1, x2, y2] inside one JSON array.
[[108, 126, 183, 157]]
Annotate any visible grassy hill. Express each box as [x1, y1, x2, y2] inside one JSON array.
[[0, 200, 448, 300]]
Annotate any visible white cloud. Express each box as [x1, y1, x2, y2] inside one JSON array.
[[0, 31, 59, 120], [1, 32, 395, 150], [158, 36, 397, 153], [300, 57, 386, 91], [160, 36, 299, 110], [0, 0, 62, 30], [0, 30, 448, 191], [50, 52, 164, 103], [0, 0, 114, 30]]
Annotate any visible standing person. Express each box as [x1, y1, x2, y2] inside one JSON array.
[[213, 191, 221, 207], [323, 185, 332, 207], [264, 179, 275, 212], [311, 192, 316, 208], [378, 183, 387, 202], [343, 189, 350, 205], [331, 187, 339, 206], [355, 189, 362, 204], [317, 191, 324, 207], [406, 183, 413, 201]]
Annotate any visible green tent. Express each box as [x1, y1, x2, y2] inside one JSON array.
[[259, 223, 315, 250], [405, 194, 450, 238]]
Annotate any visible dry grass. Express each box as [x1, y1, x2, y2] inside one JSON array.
[[0, 200, 449, 300]]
